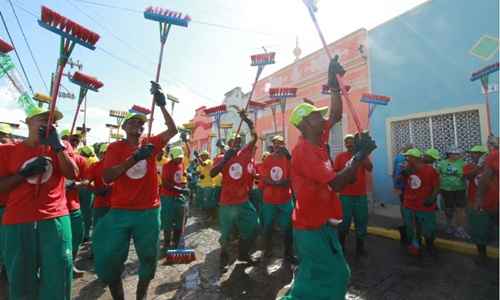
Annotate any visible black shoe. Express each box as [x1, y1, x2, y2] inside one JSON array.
[[173, 229, 182, 249], [356, 238, 366, 256], [398, 225, 408, 245], [136, 278, 150, 300], [238, 239, 259, 265], [109, 279, 125, 300], [474, 245, 488, 266]]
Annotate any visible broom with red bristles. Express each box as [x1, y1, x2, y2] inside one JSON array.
[[144, 6, 190, 140], [269, 87, 297, 141], [204, 104, 227, 141], [235, 52, 276, 135], [302, 0, 362, 133], [68, 71, 103, 135], [0, 37, 26, 95], [36, 6, 100, 196]]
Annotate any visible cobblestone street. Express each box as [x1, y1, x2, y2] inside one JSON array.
[[1, 208, 498, 299]]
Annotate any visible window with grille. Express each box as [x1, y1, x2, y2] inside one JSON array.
[[329, 121, 344, 159], [389, 109, 483, 162]]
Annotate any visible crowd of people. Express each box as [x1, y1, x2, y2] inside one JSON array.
[[0, 57, 497, 300]]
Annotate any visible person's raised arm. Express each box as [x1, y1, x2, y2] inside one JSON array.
[[326, 56, 345, 128], [39, 125, 78, 179], [151, 81, 178, 143]]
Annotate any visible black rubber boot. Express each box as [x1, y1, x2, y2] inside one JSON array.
[[356, 238, 366, 256], [136, 278, 150, 300], [475, 244, 488, 266], [425, 237, 437, 257], [284, 231, 298, 265], [173, 229, 182, 249], [238, 239, 259, 265], [109, 279, 125, 300], [338, 231, 347, 254], [398, 225, 408, 245], [263, 232, 273, 259]]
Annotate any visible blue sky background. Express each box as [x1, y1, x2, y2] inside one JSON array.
[[0, 0, 426, 143]]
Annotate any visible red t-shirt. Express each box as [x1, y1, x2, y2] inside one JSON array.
[[483, 149, 499, 211], [160, 160, 185, 197], [403, 164, 439, 212], [0, 143, 13, 206], [0, 142, 72, 224], [66, 154, 88, 211], [463, 163, 479, 204], [262, 154, 292, 204], [103, 135, 166, 210], [86, 160, 110, 208], [334, 151, 370, 196], [220, 144, 254, 205], [290, 136, 342, 229]]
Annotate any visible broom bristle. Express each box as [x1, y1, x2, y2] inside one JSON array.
[[71, 71, 104, 90], [144, 6, 190, 27], [360, 93, 391, 105], [471, 62, 499, 81], [0, 37, 14, 54], [40, 6, 100, 47], [250, 52, 276, 66], [204, 104, 227, 115], [269, 87, 297, 98], [130, 105, 151, 115], [165, 249, 196, 264]]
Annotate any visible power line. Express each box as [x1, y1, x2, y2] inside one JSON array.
[[7, 0, 49, 93], [0, 9, 34, 93], [71, 0, 294, 38]]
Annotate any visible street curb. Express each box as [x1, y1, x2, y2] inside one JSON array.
[[366, 226, 499, 259]]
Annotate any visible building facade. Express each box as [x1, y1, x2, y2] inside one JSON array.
[[368, 0, 499, 204]]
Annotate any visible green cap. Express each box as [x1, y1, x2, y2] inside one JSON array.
[[60, 129, 82, 138], [403, 148, 422, 158], [26, 106, 63, 121], [0, 123, 12, 135], [200, 150, 209, 156], [469, 145, 488, 154], [424, 148, 440, 160], [79, 145, 95, 157], [99, 143, 109, 154], [123, 112, 147, 124], [289, 103, 328, 127], [170, 146, 184, 160], [344, 134, 355, 141], [227, 132, 241, 141], [272, 135, 284, 142]]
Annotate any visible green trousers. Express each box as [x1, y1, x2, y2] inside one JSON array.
[[403, 208, 436, 241], [70, 209, 84, 257], [261, 200, 293, 234], [339, 195, 368, 240], [213, 186, 221, 204], [468, 208, 498, 246], [249, 188, 263, 216], [3, 215, 73, 300], [0, 207, 4, 266], [282, 225, 350, 300], [218, 201, 259, 248], [93, 207, 110, 227], [93, 208, 160, 284], [160, 195, 186, 231], [78, 187, 94, 240]]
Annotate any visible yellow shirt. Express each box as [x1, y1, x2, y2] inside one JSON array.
[[197, 159, 213, 188]]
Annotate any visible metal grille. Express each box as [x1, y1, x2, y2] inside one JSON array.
[[391, 120, 411, 157], [390, 109, 482, 161]]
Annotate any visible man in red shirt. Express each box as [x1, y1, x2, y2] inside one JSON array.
[[160, 146, 187, 254], [334, 134, 373, 256], [401, 148, 440, 256], [282, 57, 377, 300], [88, 143, 111, 228], [93, 83, 177, 300], [473, 136, 499, 264], [261, 135, 295, 263], [0, 123, 13, 281], [210, 111, 259, 271], [0, 106, 79, 300]]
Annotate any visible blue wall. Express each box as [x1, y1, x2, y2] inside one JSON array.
[[368, 0, 499, 203]]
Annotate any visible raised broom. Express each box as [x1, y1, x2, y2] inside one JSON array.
[[68, 71, 103, 135], [269, 87, 297, 142], [143, 6, 190, 140]]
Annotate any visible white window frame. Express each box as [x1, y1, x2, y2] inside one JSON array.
[[385, 104, 488, 175]]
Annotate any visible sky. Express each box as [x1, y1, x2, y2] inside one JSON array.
[[0, 0, 427, 144]]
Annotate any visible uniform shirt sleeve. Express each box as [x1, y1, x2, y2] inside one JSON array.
[[102, 142, 122, 170], [0, 144, 11, 177], [149, 135, 167, 157], [333, 152, 344, 172]]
